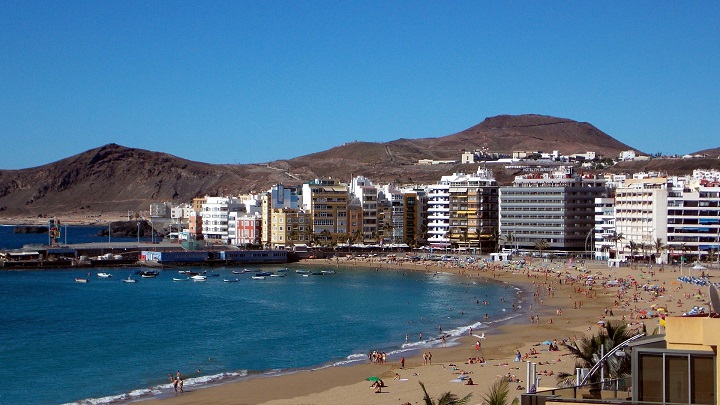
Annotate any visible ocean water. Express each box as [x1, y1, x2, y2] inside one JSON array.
[[0, 228, 528, 405], [0, 225, 150, 250]]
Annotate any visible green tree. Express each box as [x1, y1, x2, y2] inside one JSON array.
[[626, 240, 639, 262], [499, 231, 515, 252], [481, 377, 519, 405], [557, 321, 635, 387], [319, 229, 331, 247], [419, 381, 472, 405], [351, 229, 363, 244], [534, 238, 549, 257], [653, 238, 666, 263], [382, 221, 394, 243], [611, 232, 624, 258]]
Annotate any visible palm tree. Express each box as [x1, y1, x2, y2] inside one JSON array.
[[626, 240, 639, 262], [382, 222, 394, 243], [319, 229, 331, 247], [653, 238, 666, 264], [557, 321, 635, 388], [499, 231, 515, 252], [351, 229, 363, 244], [611, 231, 624, 258], [534, 238, 549, 257], [480, 377, 519, 405], [418, 381, 472, 405]]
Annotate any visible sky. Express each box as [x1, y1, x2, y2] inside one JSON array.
[[1, 1, 719, 169]]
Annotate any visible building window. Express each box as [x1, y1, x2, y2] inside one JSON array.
[[636, 352, 714, 404]]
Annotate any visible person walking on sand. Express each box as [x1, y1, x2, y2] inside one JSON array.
[[401, 356, 405, 368]]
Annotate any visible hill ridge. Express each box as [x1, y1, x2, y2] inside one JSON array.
[[0, 114, 715, 219]]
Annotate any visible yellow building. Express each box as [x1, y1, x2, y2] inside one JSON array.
[[269, 208, 311, 249], [301, 179, 349, 245]]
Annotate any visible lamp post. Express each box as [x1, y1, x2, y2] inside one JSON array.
[[108, 221, 111, 243], [585, 227, 596, 260]]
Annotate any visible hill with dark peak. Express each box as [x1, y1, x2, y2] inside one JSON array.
[[694, 147, 720, 158], [0, 114, 697, 219]]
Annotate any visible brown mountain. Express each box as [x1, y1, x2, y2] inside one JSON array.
[[0, 114, 645, 219]]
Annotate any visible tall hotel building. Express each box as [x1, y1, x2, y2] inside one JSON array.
[[667, 173, 720, 262], [614, 177, 668, 260], [301, 179, 349, 243], [427, 167, 498, 250], [499, 167, 606, 251]]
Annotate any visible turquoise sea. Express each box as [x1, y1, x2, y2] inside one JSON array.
[[0, 227, 529, 405]]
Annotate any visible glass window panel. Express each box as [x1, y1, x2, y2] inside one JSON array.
[[691, 356, 715, 404], [666, 355, 689, 403], [639, 354, 664, 402]]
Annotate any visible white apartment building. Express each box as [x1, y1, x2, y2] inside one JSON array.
[[614, 178, 668, 262], [427, 182, 451, 247], [667, 176, 720, 263], [593, 197, 616, 260], [350, 177, 379, 242], [201, 196, 245, 243]]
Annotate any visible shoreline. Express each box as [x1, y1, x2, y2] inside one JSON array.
[[135, 256, 648, 405], [123, 260, 535, 405]]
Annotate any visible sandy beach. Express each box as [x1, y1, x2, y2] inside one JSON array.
[[137, 255, 705, 405]]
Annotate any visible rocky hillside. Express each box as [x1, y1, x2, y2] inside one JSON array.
[[0, 114, 702, 219]]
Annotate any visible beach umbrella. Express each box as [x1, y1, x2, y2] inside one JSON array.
[[366, 376, 381, 381]]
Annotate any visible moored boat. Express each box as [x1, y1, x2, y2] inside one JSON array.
[[256, 271, 273, 277], [321, 270, 336, 274], [122, 276, 138, 283], [251, 275, 266, 280], [191, 275, 207, 282], [97, 272, 112, 278], [295, 269, 311, 275], [172, 277, 189, 281], [75, 278, 89, 283], [270, 273, 286, 277], [223, 278, 239, 283]]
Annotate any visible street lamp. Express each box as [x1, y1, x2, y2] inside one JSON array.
[[585, 227, 596, 260]]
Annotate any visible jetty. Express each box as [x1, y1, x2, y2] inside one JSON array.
[[1, 240, 295, 269]]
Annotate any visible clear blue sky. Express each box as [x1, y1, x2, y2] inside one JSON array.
[[1, 1, 718, 169]]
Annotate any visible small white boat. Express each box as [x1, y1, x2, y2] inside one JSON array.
[[270, 274, 286, 277], [295, 269, 311, 275], [321, 270, 336, 275], [75, 278, 89, 283], [97, 273, 112, 278], [191, 275, 207, 282], [123, 276, 138, 283], [223, 278, 239, 283], [232, 270, 242, 274], [173, 277, 189, 282], [251, 275, 266, 280]]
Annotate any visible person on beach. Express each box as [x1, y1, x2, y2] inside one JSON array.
[[401, 356, 405, 368]]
